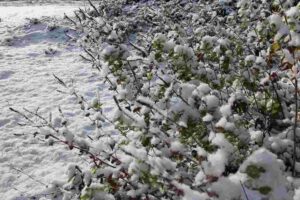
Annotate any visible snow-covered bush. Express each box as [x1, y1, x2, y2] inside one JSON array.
[[12, 0, 300, 199]]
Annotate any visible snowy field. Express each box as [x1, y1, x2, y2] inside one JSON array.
[[0, 2, 112, 199]]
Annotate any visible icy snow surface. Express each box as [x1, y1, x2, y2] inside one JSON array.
[[0, 2, 113, 199]]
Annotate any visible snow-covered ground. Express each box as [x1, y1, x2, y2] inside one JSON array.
[[0, 2, 112, 199]]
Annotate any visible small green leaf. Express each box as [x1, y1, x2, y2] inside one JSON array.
[[68, 176, 75, 183], [258, 186, 272, 195], [246, 165, 265, 179], [80, 193, 91, 200], [270, 42, 280, 53], [141, 136, 151, 147], [91, 167, 97, 174], [155, 52, 162, 60], [147, 72, 153, 80]]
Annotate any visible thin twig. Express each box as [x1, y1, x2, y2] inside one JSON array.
[[128, 41, 147, 57], [64, 13, 76, 26], [83, 48, 96, 61], [87, 0, 101, 17], [293, 77, 298, 177], [9, 107, 34, 124], [240, 181, 249, 200], [53, 74, 67, 88], [11, 166, 48, 187]]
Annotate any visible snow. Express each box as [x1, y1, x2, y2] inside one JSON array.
[[194, 170, 205, 185], [269, 14, 283, 29], [0, 2, 114, 199], [203, 113, 213, 122], [148, 156, 176, 175], [249, 129, 264, 143], [180, 83, 197, 101], [289, 31, 300, 47], [0, 3, 82, 26], [204, 149, 228, 176], [237, 0, 247, 8], [255, 56, 267, 67], [164, 39, 176, 52], [217, 38, 229, 47], [219, 104, 232, 117], [239, 148, 292, 200], [211, 176, 241, 200], [197, 83, 211, 95], [211, 133, 234, 154], [174, 45, 195, 59], [170, 141, 185, 153], [172, 181, 209, 200], [294, 188, 300, 200], [286, 7, 299, 19], [201, 35, 215, 47], [245, 55, 256, 63], [203, 95, 219, 110]]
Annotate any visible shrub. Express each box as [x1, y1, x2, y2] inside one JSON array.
[[12, 0, 300, 199]]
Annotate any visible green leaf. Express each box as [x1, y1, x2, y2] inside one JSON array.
[[155, 52, 162, 61], [179, 119, 215, 152], [141, 136, 151, 147], [223, 131, 246, 150], [258, 186, 272, 195], [80, 187, 92, 200], [80, 194, 90, 200], [141, 170, 161, 188], [118, 140, 130, 147], [270, 42, 280, 53], [246, 165, 265, 179], [221, 57, 230, 72], [68, 176, 75, 183], [147, 72, 153, 80], [91, 167, 97, 174]]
